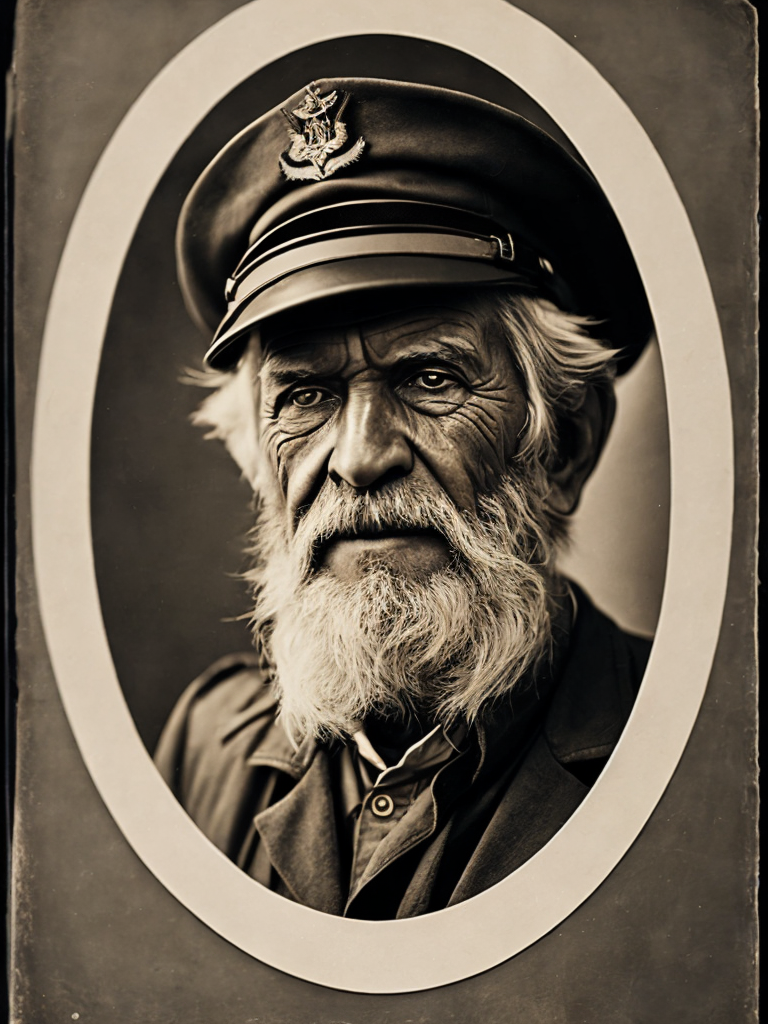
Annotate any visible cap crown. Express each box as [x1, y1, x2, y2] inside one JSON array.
[[177, 78, 652, 369]]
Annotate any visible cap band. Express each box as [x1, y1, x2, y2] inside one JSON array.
[[236, 199, 518, 271], [229, 229, 509, 306]]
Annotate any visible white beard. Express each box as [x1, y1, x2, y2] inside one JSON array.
[[246, 468, 558, 742]]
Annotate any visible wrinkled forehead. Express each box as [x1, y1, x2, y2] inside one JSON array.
[[258, 296, 497, 367]]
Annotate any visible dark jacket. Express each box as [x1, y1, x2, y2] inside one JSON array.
[[155, 588, 651, 919]]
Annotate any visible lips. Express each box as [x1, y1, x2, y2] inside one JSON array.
[[312, 525, 447, 573]]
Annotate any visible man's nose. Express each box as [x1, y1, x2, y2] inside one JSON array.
[[328, 387, 413, 489]]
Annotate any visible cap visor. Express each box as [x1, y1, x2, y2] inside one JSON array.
[[205, 254, 528, 367]]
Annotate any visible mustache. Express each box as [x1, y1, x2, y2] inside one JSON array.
[[291, 479, 456, 576], [287, 472, 543, 583]]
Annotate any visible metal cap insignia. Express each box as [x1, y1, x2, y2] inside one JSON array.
[[279, 83, 366, 182]]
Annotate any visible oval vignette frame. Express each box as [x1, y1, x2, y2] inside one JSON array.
[[31, 0, 732, 995]]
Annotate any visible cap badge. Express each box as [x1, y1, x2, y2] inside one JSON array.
[[279, 83, 366, 182]]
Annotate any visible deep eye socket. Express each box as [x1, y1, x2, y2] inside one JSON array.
[[288, 386, 331, 409]]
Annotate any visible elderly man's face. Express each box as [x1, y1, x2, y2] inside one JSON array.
[[257, 300, 528, 581]]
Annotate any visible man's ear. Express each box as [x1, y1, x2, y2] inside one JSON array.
[[546, 384, 616, 516]]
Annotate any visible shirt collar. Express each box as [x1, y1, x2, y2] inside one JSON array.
[[350, 720, 467, 787]]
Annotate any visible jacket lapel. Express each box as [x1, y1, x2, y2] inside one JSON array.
[[251, 748, 345, 916], [447, 592, 649, 906], [448, 732, 587, 904]]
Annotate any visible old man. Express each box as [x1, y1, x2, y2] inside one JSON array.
[[156, 78, 653, 920]]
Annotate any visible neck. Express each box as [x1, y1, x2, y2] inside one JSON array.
[[362, 710, 434, 766]]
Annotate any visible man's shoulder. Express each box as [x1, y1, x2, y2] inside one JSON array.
[[570, 584, 653, 682], [545, 585, 653, 769], [154, 652, 281, 793], [170, 651, 276, 736]]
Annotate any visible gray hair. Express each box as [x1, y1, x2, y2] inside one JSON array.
[[487, 292, 617, 464]]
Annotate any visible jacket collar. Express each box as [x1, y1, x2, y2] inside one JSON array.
[[217, 684, 316, 778], [251, 749, 345, 914]]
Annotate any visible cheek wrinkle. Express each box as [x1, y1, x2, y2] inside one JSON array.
[[464, 398, 502, 437], [452, 405, 498, 452]]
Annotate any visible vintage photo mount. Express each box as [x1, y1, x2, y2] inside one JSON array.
[[28, 0, 733, 995]]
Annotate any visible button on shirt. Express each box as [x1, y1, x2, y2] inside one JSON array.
[[340, 723, 467, 903]]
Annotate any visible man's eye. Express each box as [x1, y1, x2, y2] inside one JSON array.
[[408, 371, 455, 391], [289, 387, 328, 408]]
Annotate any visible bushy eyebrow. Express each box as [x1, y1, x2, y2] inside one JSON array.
[[259, 341, 348, 388], [367, 335, 484, 377], [381, 336, 478, 360], [260, 366, 328, 388]]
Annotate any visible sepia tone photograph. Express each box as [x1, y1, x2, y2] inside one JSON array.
[[9, 0, 757, 1020]]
